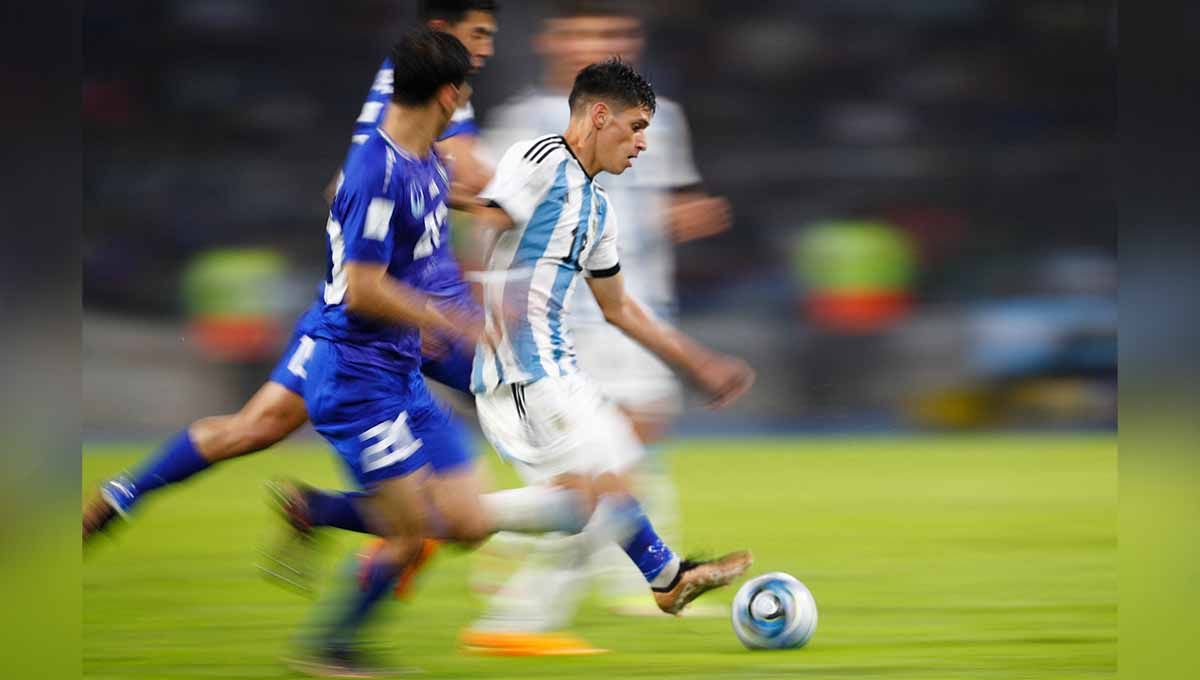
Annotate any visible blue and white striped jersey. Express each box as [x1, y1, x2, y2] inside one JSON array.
[[470, 135, 621, 393], [483, 91, 701, 322]]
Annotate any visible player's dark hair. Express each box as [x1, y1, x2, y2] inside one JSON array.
[[389, 27, 471, 106], [568, 57, 656, 115], [420, 0, 499, 23]]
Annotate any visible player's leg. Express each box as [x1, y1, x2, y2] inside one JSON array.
[[287, 344, 431, 675], [310, 476, 426, 657], [574, 323, 694, 613], [468, 375, 750, 645], [83, 380, 308, 539], [460, 377, 630, 652], [83, 321, 322, 540]]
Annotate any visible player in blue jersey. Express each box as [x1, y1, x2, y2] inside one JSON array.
[[278, 29, 604, 676], [82, 0, 499, 546]]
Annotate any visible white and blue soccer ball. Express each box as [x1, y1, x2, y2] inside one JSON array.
[[730, 572, 818, 650]]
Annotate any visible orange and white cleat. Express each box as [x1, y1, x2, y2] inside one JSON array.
[[458, 629, 608, 656]]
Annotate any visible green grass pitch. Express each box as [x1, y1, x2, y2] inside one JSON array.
[[83, 434, 1115, 679]]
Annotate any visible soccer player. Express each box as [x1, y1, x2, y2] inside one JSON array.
[[480, 3, 733, 616], [281, 29, 596, 676], [459, 58, 754, 655], [82, 0, 499, 543]]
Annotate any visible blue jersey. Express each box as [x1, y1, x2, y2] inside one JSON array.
[[349, 57, 474, 302], [351, 58, 479, 148], [310, 129, 454, 371]]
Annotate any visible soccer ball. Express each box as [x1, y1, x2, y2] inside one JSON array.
[[730, 572, 818, 649]]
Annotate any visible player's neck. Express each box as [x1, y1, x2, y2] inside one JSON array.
[[562, 121, 601, 178], [379, 103, 439, 158]]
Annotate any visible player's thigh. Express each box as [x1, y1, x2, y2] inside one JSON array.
[[361, 473, 427, 548], [239, 381, 308, 438], [425, 463, 491, 543], [521, 375, 645, 480]]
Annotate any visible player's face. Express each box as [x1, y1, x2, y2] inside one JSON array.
[[540, 15, 644, 89], [435, 81, 470, 135], [598, 104, 652, 175], [445, 11, 498, 74]]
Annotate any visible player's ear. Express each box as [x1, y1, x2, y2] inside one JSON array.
[[591, 101, 610, 130], [426, 18, 450, 32], [438, 83, 461, 112]]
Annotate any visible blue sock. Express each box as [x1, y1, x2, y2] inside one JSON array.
[[324, 552, 400, 651], [126, 430, 210, 504], [306, 491, 371, 534], [616, 499, 678, 586]]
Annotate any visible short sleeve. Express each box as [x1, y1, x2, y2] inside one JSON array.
[[584, 193, 620, 276], [336, 161, 395, 265], [350, 58, 393, 146], [478, 140, 558, 226]]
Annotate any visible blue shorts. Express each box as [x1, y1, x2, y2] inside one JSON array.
[[270, 300, 476, 397], [269, 327, 315, 395], [300, 338, 473, 489]]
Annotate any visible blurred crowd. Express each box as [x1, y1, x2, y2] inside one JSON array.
[[83, 0, 1115, 434]]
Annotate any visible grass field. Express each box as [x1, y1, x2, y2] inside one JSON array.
[[83, 434, 1115, 679]]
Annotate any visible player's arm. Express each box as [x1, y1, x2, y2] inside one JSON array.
[[435, 134, 493, 210], [586, 271, 753, 409], [666, 189, 732, 243], [469, 140, 559, 232], [654, 103, 732, 243], [343, 262, 472, 341]]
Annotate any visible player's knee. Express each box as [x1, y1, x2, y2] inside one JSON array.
[[368, 536, 421, 569], [449, 513, 492, 544]]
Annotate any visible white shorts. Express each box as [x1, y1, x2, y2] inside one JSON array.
[[572, 323, 683, 416], [474, 372, 644, 484]]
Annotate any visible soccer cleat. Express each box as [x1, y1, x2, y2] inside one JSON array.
[[83, 476, 139, 541], [459, 629, 608, 656], [284, 648, 401, 678], [652, 550, 754, 616], [258, 479, 320, 595]]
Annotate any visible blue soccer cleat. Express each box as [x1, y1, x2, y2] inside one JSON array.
[[83, 475, 139, 541], [101, 476, 139, 517]]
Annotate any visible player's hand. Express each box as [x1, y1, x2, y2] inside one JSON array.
[[691, 354, 755, 409], [666, 195, 732, 244], [420, 330, 451, 359], [422, 303, 485, 353]]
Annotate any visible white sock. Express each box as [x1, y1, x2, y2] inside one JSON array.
[[649, 555, 681, 590], [481, 486, 586, 534]]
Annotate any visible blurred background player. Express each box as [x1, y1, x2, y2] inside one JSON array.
[[81, 0, 500, 544], [460, 58, 754, 656], [479, 1, 732, 616]]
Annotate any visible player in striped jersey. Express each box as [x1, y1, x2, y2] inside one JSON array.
[[481, 4, 734, 618], [460, 59, 756, 654]]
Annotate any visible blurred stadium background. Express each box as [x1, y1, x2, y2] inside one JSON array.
[[84, 0, 1115, 435], [83, 1, 1115, 677]]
